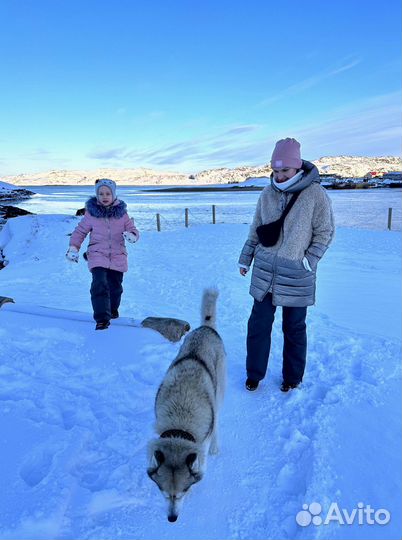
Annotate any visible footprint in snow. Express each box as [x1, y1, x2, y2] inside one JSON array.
[[19, 444, 59, 487]]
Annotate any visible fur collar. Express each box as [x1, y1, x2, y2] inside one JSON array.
[[86, 197, 127, 218], [271, 160, 321, 193]]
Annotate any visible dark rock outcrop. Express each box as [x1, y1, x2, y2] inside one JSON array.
[[0, 205, 34, 219], [0, 188, 35, 201]]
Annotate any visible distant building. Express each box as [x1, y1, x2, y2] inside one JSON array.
[[364, 171, 383, 179], [380, 171, 402, 187], [319, 173, 342, 179], [382, 171, 402, 181]]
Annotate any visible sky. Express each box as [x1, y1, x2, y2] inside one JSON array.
[[0, 0, 401, 176]]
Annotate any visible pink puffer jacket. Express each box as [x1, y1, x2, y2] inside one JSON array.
[[70, 197, 139, 273]]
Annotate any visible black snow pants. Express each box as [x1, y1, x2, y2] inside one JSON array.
[[246, 293, 307, 385], [90, 267, 123, 323]]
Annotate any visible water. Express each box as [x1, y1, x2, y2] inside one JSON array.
[[12, 185, 402, 232]]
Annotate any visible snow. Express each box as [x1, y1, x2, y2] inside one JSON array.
[[0, 212, 401, 539], [0, 180, 26, 194], [237, 177, 270, 187]]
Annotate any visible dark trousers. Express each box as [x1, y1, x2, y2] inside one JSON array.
[[90, 267, 123, 323], [246, 293, 307, 385]]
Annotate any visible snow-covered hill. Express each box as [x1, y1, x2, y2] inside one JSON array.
[[3, 157, 401, 186], [313, 156, 402, 178], [3, 168, 190, 187]]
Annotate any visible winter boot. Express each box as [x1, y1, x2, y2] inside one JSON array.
[[280, 381, 300, 392], [96, 321, 110, 331], [245, 378, 259, 391]]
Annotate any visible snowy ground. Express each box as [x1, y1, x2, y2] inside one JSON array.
[[0, 215, 401, 539]]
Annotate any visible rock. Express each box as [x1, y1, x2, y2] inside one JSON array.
[[0, 205, 34, 218], [0, 188, 35, 201], [0, 296, 14, 306], [0, 180, 35, 201], [0, 250, 7, 270], [141, 317, 190, 342]]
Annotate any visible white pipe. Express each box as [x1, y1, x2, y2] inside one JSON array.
[[1, 302, 143, 327]]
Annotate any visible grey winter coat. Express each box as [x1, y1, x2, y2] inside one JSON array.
[[238, 161, 334, 307]]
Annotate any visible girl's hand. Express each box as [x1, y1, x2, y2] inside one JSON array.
[[123, 231, 137, 243], [66, 246, 79, 263]]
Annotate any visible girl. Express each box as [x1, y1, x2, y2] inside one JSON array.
[[66, 178, 139, 330]]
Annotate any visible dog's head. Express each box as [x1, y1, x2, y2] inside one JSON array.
[[147, 438, 204, 522]]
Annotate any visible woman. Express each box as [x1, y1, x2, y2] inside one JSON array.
[[239, 138, 334, 392]]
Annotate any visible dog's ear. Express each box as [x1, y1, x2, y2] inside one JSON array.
[[186, 452, 202, 483], [186, 453, 199, 471], [154, 450, 165, 466], [147, 449, 165, 478], [185, 453, 202, 482]]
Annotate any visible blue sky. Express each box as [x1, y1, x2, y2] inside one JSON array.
[[0, 0, 401, 176]]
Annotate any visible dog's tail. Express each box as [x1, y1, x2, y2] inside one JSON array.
[[201, 287, 219, 329]]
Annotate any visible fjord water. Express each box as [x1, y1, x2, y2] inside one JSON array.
[[15, 185, 402, 231]]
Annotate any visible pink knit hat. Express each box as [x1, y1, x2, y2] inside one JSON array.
[[271, 138, 302, 169]]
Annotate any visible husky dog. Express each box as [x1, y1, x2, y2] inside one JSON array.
[[147, 288, 226, 522]]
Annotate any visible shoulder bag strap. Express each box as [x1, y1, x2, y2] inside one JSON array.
[[280, 190, 302, 222]]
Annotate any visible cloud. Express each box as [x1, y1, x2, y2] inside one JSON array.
[[292, 91, 402, 157], [25, 148, 54, 160], [87, 148, 127, 160], [259, 57, 361, 107], [119, 124, 264, 168], [147, 111, 165, 120], [84, 94, 400, 173], [222, 125, 260, 136], [141, 93, 400, 169], [189, 142, 270, 166], [17, 148, 73, 168], [329, 58, 361, 76]]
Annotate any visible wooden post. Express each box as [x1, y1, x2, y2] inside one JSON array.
[[185, 208, 189, 228], [156, 213, 161, 232], [388, 208, 393, 230], [212, 204, 216, 224]]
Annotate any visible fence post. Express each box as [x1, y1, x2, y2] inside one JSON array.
[[387, 208, 393, 230], [185, 208, 189, 228], [156, 213, 161, 232], [212, 204, 216, 224]]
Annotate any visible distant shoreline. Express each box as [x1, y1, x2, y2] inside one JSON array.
[[10, 183, 402, 193], [144, 186, 265, 192], [144, 184, 402, 193]]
